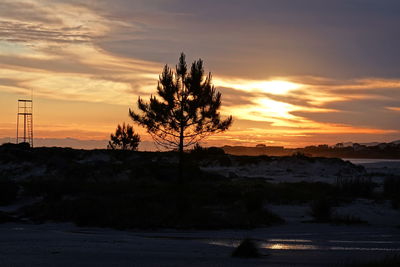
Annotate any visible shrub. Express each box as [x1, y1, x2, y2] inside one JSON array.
[[384, 176, 400, 209], [235, 156, 263, 166], [242, 191, 265, 213], [330, 214, 367, 225], [310, 197, 333, 222], [19, 178, 285, 229], [0, 211, 17, 223], [384, 176, 400, 198], [190, 143, 205, 154], [232, 239, 261, 258], [336, 176, 375, 198], [268, 182, 335, 204], [0, 178, 18, 205]]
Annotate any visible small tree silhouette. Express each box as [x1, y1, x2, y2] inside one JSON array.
[[130, 53, 232, 182], [108, 123, 140, 150]]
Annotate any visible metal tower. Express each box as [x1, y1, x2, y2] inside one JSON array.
[[16, 99, 33, 147]]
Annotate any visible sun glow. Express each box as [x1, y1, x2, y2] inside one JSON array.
[[214, 78, 301, 95], [255, 98, 297, 119]]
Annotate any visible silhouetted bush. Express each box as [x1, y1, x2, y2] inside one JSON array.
[[189, 145, 231, 166], [310, 197, 333, 222], [235, 156, 264, 166], [266, 182, 335, 204], [0, 177, 18, 205], [292, 151, 310, 158], [336, 176, 375, 198], [330, 214, 367, 225], [0, 211, 17, 223], [232, 239, 261, 258], [383, 176, 400, 209], [0, 143, 33, 162], [384, 176, 400, 198], [0, 142, 30, 150], [20, 178, 284, 229], [207, 147, 225, 155], [190, 144, 225, 155], [242, 191, 264, 213]]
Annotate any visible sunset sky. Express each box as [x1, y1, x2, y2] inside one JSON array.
[[1, 0, 400, 149]]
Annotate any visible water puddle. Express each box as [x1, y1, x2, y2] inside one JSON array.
[[205, 238, 400, 252], [141, 235, 400, 252], [264, 243, 319, 250]]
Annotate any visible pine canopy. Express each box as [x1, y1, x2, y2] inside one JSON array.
[[129, 53, 232, 150], [108, 123, 140, 150]]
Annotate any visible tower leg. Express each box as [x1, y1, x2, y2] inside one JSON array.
[[24, 114, 26, 143], [16, 113, 19, 144]]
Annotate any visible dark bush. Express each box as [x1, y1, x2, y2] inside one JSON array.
[[242, 190, 264, 213], [310, 197, 333, 222], [207, 147, 225, 155], [232, 239, 261, 258], [335, 176, 375, 198], [384, 176, 400, 209], [0, 178, 18, 205], [20, 178, 284, 229], [189, 145, 231, 166], [235, 156, 263, 166], [190, 144, 225, 155], [330, 214, 367, 225], [0, 211, 17, 223], [384, 176, 400, 198], [267, 182, 335, 204]]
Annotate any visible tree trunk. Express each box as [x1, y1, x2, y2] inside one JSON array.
[[178, 126, 184, 184], [178, 76, 185, 184]]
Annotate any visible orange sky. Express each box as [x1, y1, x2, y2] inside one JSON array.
[[0, 0, 399, 149]]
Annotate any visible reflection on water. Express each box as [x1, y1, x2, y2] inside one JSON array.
[[330, 240, 397, 244], [264, 243, 318, 250], [268, 239, 312, 243], [206, 238, 400, 252], [330, 247, 400, 251], [208, 240, 240, 247]]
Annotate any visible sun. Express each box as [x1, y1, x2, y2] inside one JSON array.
[[255, 80, 300, 94], [216, 78, 302, 124]]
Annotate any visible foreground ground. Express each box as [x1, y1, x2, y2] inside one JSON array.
[[0, 145, 399, 266], [1, 222, 399, 267]]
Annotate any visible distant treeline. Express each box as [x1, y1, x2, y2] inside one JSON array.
[[221, 141, 400, 159]]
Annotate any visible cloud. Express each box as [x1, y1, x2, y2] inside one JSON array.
[[387, 107, 400, 112], [0, 21, 92, 44], [91, 0, 400, 79], [217, 76, 400, 137], [0, 1, 63, 25]]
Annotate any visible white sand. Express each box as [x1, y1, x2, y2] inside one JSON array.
[[201, 158, 364, 184]]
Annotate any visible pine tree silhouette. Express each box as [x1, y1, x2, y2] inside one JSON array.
[[108, 123, 140, 150], [130, 53, 232, 182]]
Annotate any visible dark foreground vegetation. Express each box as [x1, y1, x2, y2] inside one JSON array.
[[350, 255, 400, 267], [232, 239, 261, 258], [0, 143, 399, 229]]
